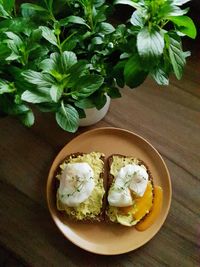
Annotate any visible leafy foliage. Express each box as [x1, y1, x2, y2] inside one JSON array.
[[0, 0, 196, 131], [56, 101, 79, 132]]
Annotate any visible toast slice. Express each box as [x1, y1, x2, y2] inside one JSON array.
[[56, 152, 106, 222], [106, 154, 154, 226]]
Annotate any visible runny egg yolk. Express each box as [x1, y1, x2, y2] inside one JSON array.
[[136, 186, 163, 231], [134, 181, 153, 220], [119, 181, 153, 221]]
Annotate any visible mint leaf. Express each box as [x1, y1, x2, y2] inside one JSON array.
[[36, 102, 58, 112], [0, 4, 11, 18], [61, 37, 77, 51], [30, 28, 42, 42], [0, 80, 15, 94], [76, 107, 86, 119], [5, 31, 23, 54], [12, 104, 29, 114], [74, 98, 95, 109], [5, 31, 22, 43], [94, 4, 108, 23], [0, 43, 10, 60], [168, 16, 197, 39], [137, 27, 164, 59], [91, 36, 103, 45], [50, 84, 63, 102], [21, 90, 52, 103], [99, 22, 115, 34], [68, 60, 87, 77], [124, 54, 148, 88], [59, 16, 89, 28], [62, 51, 77, 72], [40, 52, 60, 72], [19, 110, 35, 127], [93, 92, 107, 110], [151, 68, 169, 85], [0, 95, 29, 115], [167, 34, 188, 79], [45, 0, 53, 11], [114, 0, 140, 9], [41, 52, 77, 74], [2, 0, 15, 13], [56, 102, 79, 132], [22, 70, 54, 87], [107, 87, 121, 98], [39, 26, 58, 46], [0, 17, 34, 34], [29, 46, 49, 60], [155, 1, 188, 20], [72, 74, 104, 98], [68, 61, 88, 87], [113, 61, 126, 88], [6, 53, 19, 61], [173, 0, 190, 5], [130, 10, 145, 27], [166, 6, 189, 16], [5, 32, 24, 62], [21, 3, 47, 12]]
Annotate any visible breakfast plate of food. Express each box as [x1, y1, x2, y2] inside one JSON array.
[[46, 127, 171, 255]]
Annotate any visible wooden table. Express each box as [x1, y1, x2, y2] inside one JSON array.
[[0, 46, 200, 267]]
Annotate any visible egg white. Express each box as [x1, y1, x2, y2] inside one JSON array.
[[58, 162, 94, 207], [108, 164, 149, 207]]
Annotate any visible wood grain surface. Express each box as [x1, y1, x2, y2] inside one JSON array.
[[0, 45, 200, 266]]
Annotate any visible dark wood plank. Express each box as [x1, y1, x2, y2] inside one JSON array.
[[0, 244, 26, 267]]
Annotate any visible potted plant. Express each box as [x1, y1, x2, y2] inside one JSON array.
[[0, 0, 196, 132]]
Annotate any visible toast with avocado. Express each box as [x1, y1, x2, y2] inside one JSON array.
[[106, 154, 154, 226], [56, 152, 154, 226], [56, 152, 106, 222]]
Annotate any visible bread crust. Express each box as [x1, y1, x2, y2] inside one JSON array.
[[106, 154, 154, 225], [56, 152, 106, 222]]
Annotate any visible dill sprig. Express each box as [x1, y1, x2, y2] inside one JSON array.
[[61, 175, 94, 198], [115, 171, 145, 195]]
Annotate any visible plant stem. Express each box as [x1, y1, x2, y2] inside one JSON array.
[[61, 31, 77, 48], [22, 53, 28, 66], [63, 92, 72, 96], [44, 0, 56, 23], [161, 20, 169, 29], [61, 99, 65, 109], [88, 3, 94, 31], [56, 33, 62, 54], [13, 4, 17, 17]]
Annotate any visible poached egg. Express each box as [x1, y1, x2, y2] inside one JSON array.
[[108, 164, 149, 207], [58, 162, 94, 207]]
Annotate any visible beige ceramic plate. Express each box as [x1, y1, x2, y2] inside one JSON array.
[[47, 127, 171, 255]]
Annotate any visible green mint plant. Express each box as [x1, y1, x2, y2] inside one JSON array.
[[0, 0, 196, 132]]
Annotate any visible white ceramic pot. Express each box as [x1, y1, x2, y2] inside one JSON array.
[[79, 95, 110, 127]]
